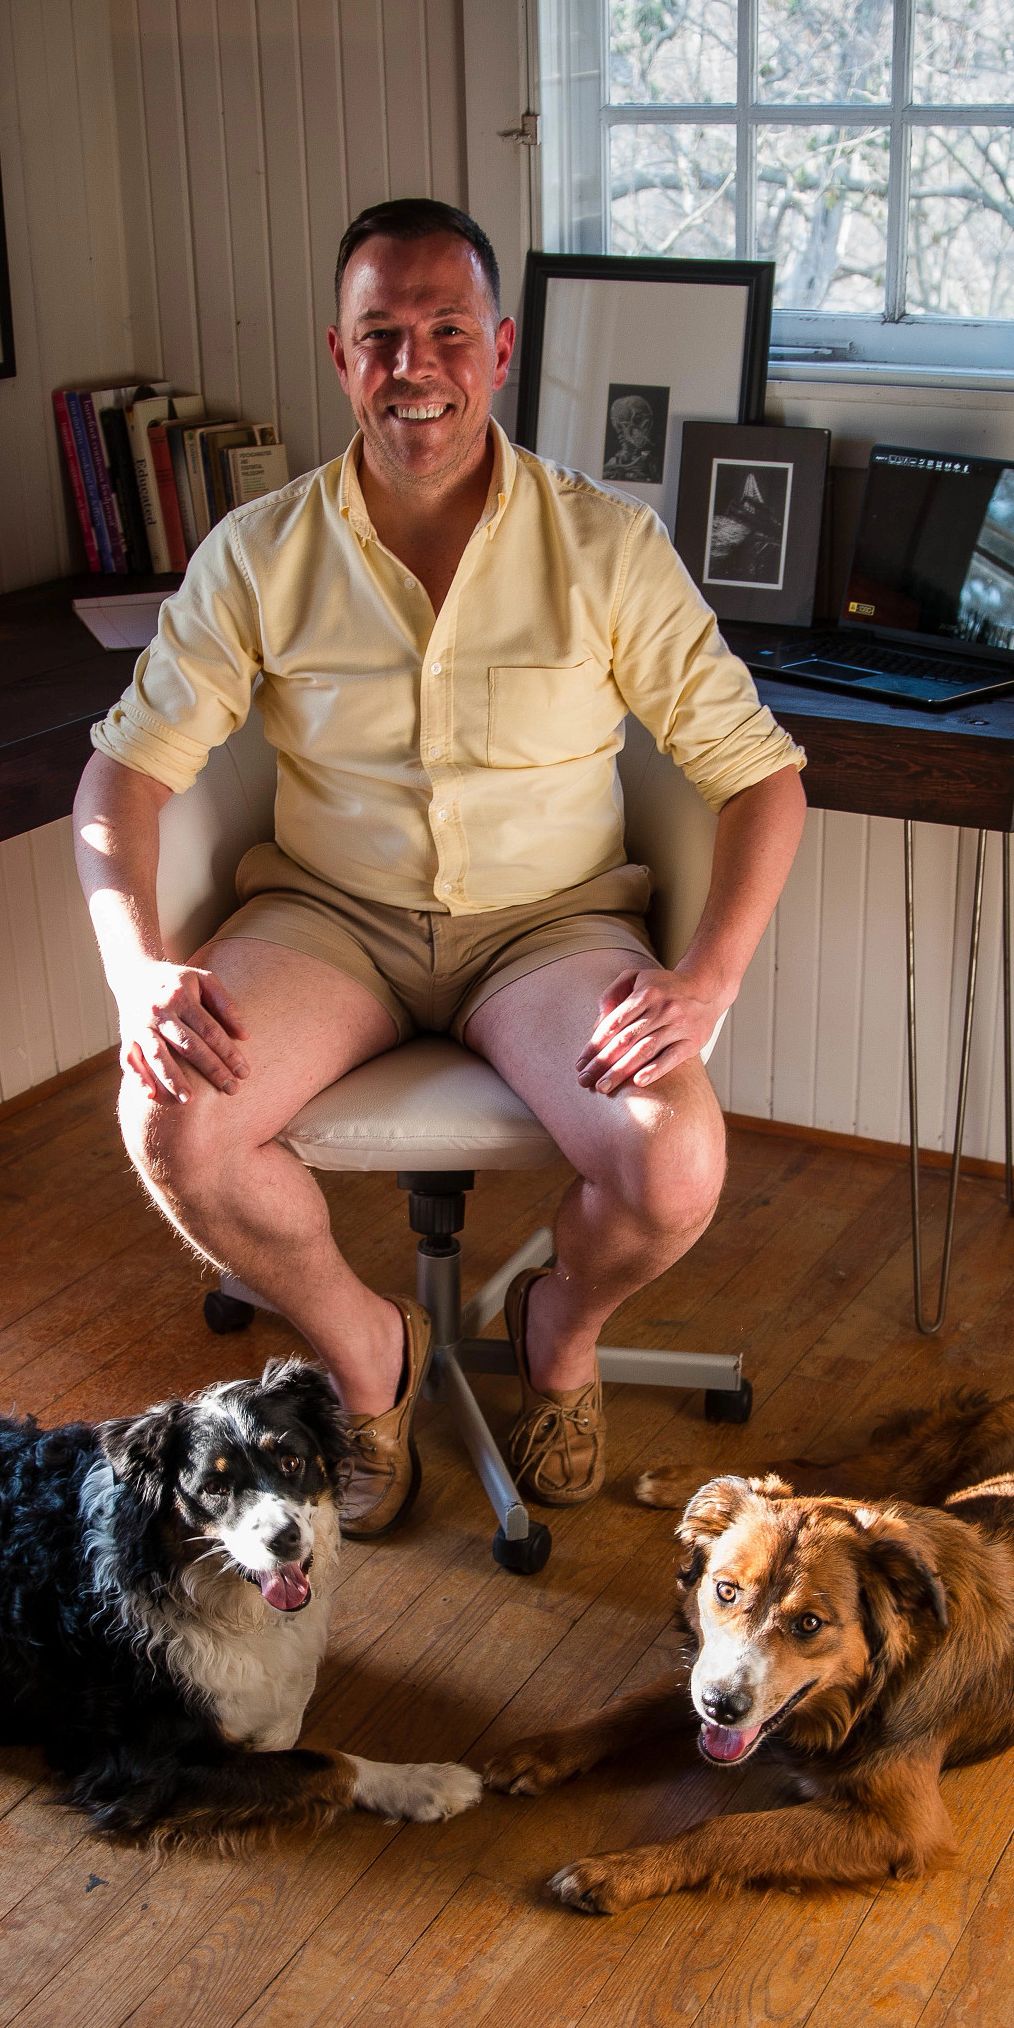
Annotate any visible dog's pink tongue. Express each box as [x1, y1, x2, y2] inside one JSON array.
[[259, 1563, 311, 1612], [702, 1721, 762, 1762]]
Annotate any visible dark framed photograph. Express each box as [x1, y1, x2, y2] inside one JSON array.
[[675, 421, 830, 626], [515, 253, 774, 532]]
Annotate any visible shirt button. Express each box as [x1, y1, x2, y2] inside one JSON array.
[[436, 807, 449, 820], [439, 879, 453, 894], [430, 660, 442, 674], [403, 575, 416, 589]]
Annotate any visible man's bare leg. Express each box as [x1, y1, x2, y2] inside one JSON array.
[[464, 950, 726, 1392], [117, 936, 405, 1413]]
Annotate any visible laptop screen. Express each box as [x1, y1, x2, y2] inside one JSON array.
[[841, 446, 1014, 664]]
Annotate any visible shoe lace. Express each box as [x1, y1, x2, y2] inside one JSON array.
[[511, 1401, 592, 1491]]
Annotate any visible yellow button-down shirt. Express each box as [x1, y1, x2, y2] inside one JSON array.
[[92, 422, 804, 914]]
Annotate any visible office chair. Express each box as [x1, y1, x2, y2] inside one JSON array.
[[157, 712, 751, 1574]]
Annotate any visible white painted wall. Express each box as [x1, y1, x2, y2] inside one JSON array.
[[0, 0, 1009, 1170]]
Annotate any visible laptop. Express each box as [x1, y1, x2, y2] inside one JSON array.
[[732, 444, 1014, 711]]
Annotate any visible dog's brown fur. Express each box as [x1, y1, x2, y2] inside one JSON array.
[[484, 1390, 1014, 1912]]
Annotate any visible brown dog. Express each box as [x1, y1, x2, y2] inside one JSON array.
[[484, 1389, 1014, 1912]]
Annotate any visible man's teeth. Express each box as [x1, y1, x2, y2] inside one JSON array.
[[393, 404, 448, 420]]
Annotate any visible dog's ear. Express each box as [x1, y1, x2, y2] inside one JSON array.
[[259, 1357, 345, 1473], [856, 1507, 949, 1667], [101, 1399, 188, 1511], [675, 1475, 761, 1586]]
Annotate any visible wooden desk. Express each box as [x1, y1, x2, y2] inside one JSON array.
[[728, 636, 1014, 1336], [0, 571, 179, 843]]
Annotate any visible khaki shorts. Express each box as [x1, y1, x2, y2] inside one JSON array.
[[212, 842, 658, 1043]]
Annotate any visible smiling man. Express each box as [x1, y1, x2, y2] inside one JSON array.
[[75, 199, 806, 1536]]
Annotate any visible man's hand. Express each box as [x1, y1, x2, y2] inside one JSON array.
[[576, 966, 726, 1096], [116, 960, 250, 1105]]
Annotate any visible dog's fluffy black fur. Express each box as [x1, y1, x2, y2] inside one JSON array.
[[0, 1360, 481, 1842]]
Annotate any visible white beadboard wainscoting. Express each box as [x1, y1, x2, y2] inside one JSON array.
[[1, 806, 1008, 1174]]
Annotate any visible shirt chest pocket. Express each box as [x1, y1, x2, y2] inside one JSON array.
[[486, 660, 622, 767]]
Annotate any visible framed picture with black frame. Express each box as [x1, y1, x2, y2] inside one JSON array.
[[0, 161, 15, 379], [675, 420, 830, 627], [514, 253, 775, 533]]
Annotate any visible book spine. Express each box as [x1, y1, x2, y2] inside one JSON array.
[[149, 422, 189, 572], [168, 429, 200, 557], [127, 406, 171, 572], [66, 391, 115, 573], [100, 406, 152, 573], [184, 431, 212, 543], [52, 391, 101, 572], [200, 433, 228, 529], [81, 394, 128, 572]]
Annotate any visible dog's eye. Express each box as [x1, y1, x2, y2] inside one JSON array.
[[715, 1580, 738, 1605], [278, 1453, 303, 1477], [200, 1475, 229, 1500], [793, 1612, 823, 1638]]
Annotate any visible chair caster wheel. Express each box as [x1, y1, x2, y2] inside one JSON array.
[[705, 1378, 753, 1424], [203, 1290, 255, 1335], [492, 1522, 552, 1574]]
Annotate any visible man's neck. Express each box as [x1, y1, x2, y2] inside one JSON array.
[[356, 434, 496, 616]]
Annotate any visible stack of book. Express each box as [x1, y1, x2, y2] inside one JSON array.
[[52, 382, 291, 575]]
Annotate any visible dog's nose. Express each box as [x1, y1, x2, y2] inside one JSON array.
[[701, 1683, 753, 1725], [266, 1519, 303, 1560]]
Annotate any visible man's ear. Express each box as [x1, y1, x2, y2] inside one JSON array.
[[101, 1400, 187, 1511], [856, 1507, 949, 1667]]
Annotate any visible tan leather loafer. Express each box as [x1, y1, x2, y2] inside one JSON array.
[[504, 1267, 606, 1506], [337, 1297, 432, 1539]]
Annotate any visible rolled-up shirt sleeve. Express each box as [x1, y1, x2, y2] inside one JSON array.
[[90, 515, 263, 793], [610, 504, 806, 810]]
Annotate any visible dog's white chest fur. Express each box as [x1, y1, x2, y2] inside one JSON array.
[[171, 1506, 341, 1749]]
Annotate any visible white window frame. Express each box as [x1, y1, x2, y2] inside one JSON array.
[[535, 0, 1014, 383]]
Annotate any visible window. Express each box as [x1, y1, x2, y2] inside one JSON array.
[[537, 0, 1014, 374]]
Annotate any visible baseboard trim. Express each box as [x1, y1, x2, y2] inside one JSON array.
[[725, 1111, 1007, 1183], [0, 1046, 119, 1123]]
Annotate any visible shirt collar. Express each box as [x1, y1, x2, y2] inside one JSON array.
[[336, 420, 518, 543]]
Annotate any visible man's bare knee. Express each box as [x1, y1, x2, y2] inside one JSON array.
[[608, 1078, 727, 1238]]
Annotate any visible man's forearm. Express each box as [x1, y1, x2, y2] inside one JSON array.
[[73, 752, 173, 995], [678, 764, 807, 1009]]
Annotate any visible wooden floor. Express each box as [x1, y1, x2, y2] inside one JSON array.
[[2, 1062, 1013, 2027]]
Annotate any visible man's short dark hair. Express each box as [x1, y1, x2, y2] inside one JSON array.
[[335, 198, 501, 319]]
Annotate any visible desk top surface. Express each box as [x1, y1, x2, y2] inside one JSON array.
[[2, 577, 1014, 841]]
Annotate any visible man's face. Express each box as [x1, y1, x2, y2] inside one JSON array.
[[328, 233, 515, 494]]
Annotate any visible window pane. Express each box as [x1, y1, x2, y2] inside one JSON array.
[[609, 123, 738, 257], [757, 0, 892, 105], [608, 0, 737, 107], [907, 128, 1014, 317], [755, 126, 889, 309], [913, 0, 1014, 107]]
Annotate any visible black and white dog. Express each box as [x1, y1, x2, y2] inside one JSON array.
[[0, 1357, 480, 1841]]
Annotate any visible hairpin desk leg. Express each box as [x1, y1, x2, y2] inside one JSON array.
[[905, 823, 988, 1336], [1004, 831, 1012, 1213]]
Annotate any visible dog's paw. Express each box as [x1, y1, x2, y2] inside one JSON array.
[[483, 1738, 572, 1796], [549, 1856, 631, 1915], [350, 1756, 483, 1822], [634, 1466, 687, 1509]]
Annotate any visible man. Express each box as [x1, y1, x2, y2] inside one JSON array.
[[74, 199, 806, 1538]]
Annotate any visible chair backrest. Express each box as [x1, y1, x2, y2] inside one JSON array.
[[617, 716, 717, 970], [157, 708, 718, 974]]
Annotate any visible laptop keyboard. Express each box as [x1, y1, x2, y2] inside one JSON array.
[[792, 637, 968, 683]]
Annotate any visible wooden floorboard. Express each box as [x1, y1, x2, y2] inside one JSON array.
[[1, 1061, 1012, 2027]]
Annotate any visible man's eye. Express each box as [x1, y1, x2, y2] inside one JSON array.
[[715, 1580, 738, 1605]]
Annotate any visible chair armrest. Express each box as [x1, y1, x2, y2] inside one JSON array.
[[156, 711, 277, 961]]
